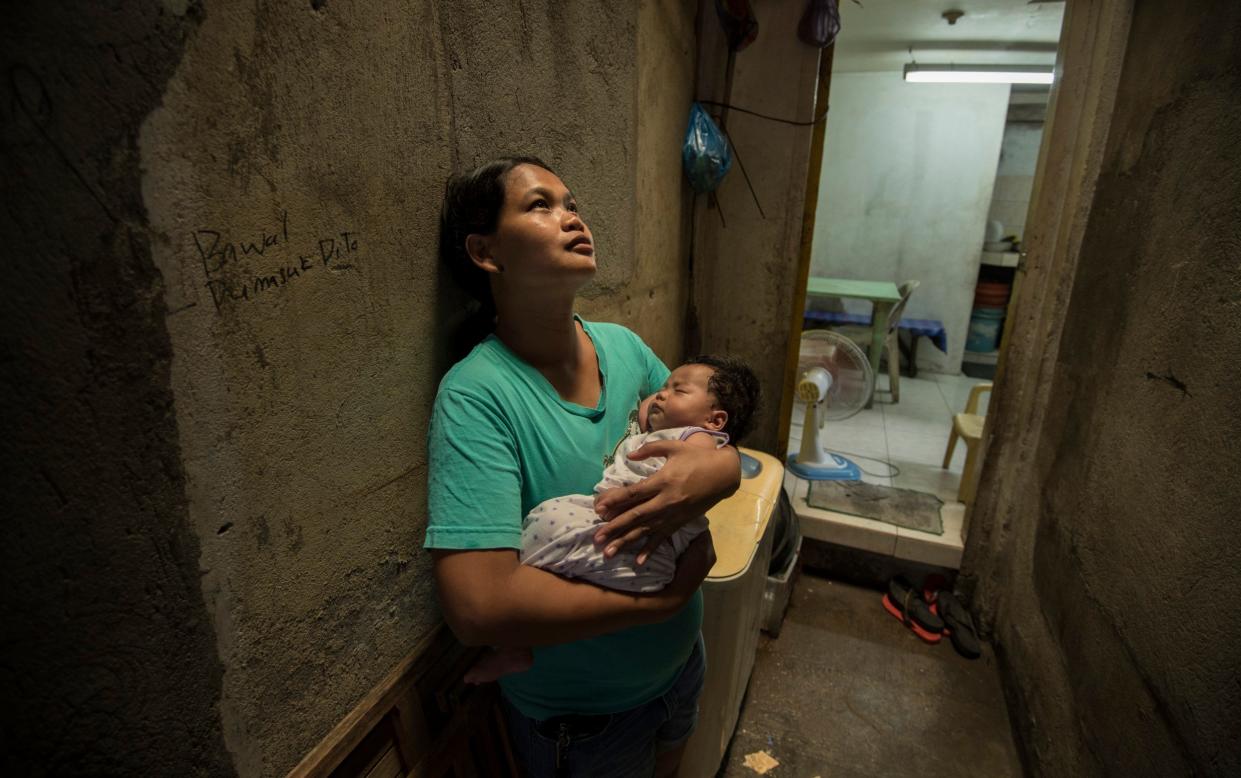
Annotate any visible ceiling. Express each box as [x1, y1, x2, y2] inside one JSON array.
[[832, 0, 1066, 73]]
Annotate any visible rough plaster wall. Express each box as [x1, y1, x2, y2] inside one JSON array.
[[137, 2, 646, 775], [1, 1, 689, 773], [811, 73, 1009, 374], [1030, 7, 1241, 770], [0, 2, 234, 775], [691, 0, 821, 454], [142, 5, 453, 772], [577, 0, 696, 365], [974, 2, 1241, 774], [433, 2, 637, 296]]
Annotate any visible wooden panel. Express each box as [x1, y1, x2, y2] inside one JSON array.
[[287, 624, 518, 778], [329, 715, 403, 778], [363, 747, 403, 778]]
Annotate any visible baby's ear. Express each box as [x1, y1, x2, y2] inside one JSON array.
[[707, 408, 728, 431]]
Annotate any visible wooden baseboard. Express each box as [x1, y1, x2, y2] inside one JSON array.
[[287, 624, 518, 778]]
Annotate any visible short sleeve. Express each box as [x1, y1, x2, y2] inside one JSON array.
[[424, 389, 523, 550], [636, 334, 670, 397]]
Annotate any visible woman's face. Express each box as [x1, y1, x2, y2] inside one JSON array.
[[480, 164, 595, 287]]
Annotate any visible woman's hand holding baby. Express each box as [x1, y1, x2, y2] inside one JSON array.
[[593, 438, 740, 564]]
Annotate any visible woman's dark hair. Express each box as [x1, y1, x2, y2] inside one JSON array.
[[440, 155, 553, 355], [688, 354, 761, 443]]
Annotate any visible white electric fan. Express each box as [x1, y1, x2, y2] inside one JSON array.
[[787, 329, 875, 480]]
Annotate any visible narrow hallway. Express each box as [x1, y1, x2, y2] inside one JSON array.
[[7, 1, 1238, 775], [722, 574, 1022, 777]]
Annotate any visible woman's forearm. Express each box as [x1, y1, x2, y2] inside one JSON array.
[[476, 563, 672, 647], [432, 546, 704, 648]]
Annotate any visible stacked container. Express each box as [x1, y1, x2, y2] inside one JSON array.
[[966, 280, 1011, 352]]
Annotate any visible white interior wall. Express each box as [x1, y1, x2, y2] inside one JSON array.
[[988, 121, 1044, 241], [810, 72, 1009, 374]]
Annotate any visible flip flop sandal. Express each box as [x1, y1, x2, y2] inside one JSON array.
[[935, 590, 982, 659], [882, 576, 944, 644]]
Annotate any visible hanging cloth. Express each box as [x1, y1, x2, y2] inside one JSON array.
[[798, 0, 843, 49]]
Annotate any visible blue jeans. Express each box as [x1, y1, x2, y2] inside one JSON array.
[[502, 636, 707, 778]]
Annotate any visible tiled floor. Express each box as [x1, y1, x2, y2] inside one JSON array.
[[784, 372, 992, 569]]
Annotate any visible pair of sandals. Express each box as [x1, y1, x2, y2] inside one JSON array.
[[882, 576, 981, 659]]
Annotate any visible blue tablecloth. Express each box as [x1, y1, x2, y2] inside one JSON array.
[[803, 311, 948, 353]]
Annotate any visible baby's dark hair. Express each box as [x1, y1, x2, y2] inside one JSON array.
[[687, 354, 761, 443]]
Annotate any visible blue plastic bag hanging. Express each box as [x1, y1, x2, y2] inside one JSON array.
[[682, 102, 732, 194]]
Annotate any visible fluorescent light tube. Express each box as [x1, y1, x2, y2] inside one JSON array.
[[903, 64, 1054, 85]]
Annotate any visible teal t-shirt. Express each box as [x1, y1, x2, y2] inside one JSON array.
[[424, 317, 703, 719]]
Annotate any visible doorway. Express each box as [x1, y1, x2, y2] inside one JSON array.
[[779, 0, 1066, 569]]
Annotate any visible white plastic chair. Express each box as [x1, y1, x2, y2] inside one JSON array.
[[942, 382, 993, 504]]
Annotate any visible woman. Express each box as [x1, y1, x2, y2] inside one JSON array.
[[426, 156, 741, 776]]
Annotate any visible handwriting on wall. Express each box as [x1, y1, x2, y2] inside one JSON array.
[[191, 211, 360, 312]]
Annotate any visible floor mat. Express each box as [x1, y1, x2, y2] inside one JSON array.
[[806, 479, 944, 535]]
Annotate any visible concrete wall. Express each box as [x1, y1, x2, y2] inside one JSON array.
[[3, 1, 695, 775], [1, 4, 233, 775], [964, 1, 1241, 774], [579, 0, 696, 363], [811, 73, 1009, 373], [691, 0, 822, 454]]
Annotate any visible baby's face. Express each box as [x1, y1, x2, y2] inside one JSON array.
[[641, 364, 725, 433]]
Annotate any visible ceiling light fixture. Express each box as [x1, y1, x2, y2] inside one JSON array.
[[903, 64, 1055, 85]]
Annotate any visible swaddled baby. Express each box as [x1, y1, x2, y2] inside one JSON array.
[[465, 354, 760, 683]]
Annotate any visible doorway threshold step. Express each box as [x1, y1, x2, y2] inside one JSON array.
[[783, 472, 964, 569]]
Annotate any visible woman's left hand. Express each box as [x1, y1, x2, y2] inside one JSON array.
[[593, 440, 741, 565]]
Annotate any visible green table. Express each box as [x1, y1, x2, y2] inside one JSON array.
[[805, 277, 902, 408]]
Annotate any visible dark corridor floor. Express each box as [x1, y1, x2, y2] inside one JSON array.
[[720, 573, 1024, 778]]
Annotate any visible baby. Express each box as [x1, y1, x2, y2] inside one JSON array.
[[465, 355, 760, 683]]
